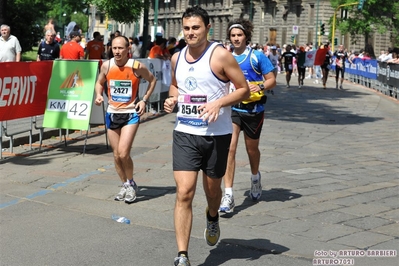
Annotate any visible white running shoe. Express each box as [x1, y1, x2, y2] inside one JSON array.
[[115, 185, 127, 201], [219, 194, 235, 213], [125, 183, 138, 203], [250, 173, 262, 201]]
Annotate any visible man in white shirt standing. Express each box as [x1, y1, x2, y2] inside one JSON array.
[[0, 24, 22, 62]]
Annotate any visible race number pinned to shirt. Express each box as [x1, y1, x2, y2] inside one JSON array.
[[177, 94, 208, 127], [109, 80, 132, 102]]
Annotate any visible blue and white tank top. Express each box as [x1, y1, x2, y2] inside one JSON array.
[[174, 42, 232, 136]]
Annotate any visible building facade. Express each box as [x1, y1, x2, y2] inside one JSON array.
[[90, 0, 393, 55]]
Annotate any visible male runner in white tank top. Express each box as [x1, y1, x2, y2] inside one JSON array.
[[163, 6, 250, 266]]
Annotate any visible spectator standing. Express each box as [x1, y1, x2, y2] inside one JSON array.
[[167, 37, 178, 54], [94, 36, 156, 203], [60, 31, 84, 59], [130, 37, 142, 58], [219, 18, 275, 214], [0, 24, 22, 62], [85, 31, 105, 59], [163, 6, 249, 266], [37, 30, 60, 61], [173, 39, 186, 54], [381, 49, 392, 62], [268, 46, 279, 94], [148, 37, 169, 59], [43, 19, 56, 35]]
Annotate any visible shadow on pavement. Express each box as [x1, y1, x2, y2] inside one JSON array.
[[128, 185, 176, 203], [265, 85, 383, 125], [199, 238, 289, 266], [221, 188, 301, 218]]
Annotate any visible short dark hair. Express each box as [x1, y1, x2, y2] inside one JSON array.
[[182, 5, 209, 27], [93, 31, 100, 38]]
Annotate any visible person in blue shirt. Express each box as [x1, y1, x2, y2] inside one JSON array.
[[219, 19, 276, 213]]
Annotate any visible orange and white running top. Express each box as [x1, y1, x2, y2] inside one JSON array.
[[106, 58, 141, 113]]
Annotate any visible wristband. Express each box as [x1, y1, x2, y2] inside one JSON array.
[[142, 98, 147, 103]]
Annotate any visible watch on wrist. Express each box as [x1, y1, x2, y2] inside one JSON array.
[[259, 84, 265, 90], [142, 98, 147, 103]]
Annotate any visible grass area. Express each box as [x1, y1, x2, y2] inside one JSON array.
[[22, 46, 38, 61]]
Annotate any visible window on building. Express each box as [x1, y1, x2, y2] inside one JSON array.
[[261, 8, 265, 24], [296, 5, 302, 24], [309, 4, 314, 24], [272, 6, 276, 25], [283, 6, 289, 22]]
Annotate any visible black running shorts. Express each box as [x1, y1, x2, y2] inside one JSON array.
[[172, 130, 232, 178], [231, 110, 264, 139]]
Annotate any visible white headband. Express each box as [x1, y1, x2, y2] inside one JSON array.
[[228, 24, 245, 32]]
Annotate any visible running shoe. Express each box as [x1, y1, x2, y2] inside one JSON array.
[[298, 85, 302, 89], [219, 194, 235, 213], [250, 172, 262, 201], [125, 183, 138, 203], [204, 207, 220, 246], [323, 84, 326, 89], [336, 84, 339, 89], [340, 85, 343, 89], [174, 255, 191, 266], [115, 185, 127, 201], [286, 84, 290, 88]]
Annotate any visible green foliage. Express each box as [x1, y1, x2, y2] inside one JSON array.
[[6, 0, 48, 53], [22, 46, 38, 61], [92, 0, 145, 23], [331, 0, 399, 47]]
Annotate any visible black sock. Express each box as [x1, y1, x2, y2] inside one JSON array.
[[207, 210, 219, 222], [178, 251, 188, 258]]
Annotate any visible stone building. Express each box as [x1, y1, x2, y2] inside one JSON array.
[[145, 0, 392, 54], [90, 0, 393, 55]]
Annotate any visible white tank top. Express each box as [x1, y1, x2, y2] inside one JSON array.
[[174, 42, 232, 136]]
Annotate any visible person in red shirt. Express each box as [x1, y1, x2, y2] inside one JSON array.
[[148, 37, 169, 59], [60, 31, 84, 59], [85, 31, 105, 59]]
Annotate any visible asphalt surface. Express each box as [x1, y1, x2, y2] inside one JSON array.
[[1, 74, 398, 266]]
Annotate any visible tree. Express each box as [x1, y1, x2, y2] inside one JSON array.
[[92, 0, 145, 24], [331, 0, 399, 48], [3, 0, 48, 53]]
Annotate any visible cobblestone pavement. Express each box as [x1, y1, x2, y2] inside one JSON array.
[[1, 74, 398, 266]]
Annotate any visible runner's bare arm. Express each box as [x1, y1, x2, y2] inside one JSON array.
[[94, 61, 109, 106]]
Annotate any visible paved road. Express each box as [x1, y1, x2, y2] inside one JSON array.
[[1, 74, 398, 266]]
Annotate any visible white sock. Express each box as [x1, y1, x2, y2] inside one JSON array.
[[225, 188, 233, 196], [123, 181, 130, 187], [251, 172, 259, 182]]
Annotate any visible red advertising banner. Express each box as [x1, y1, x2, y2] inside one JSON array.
[[0, 61, 53, 121]]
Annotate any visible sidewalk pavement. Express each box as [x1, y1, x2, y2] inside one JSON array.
[[0, 74, 398, 266]]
